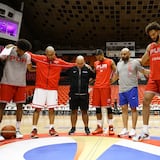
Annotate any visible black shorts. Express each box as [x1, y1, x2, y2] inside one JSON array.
[[69, 94, 89, 111]]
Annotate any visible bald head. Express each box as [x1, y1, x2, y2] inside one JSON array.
[[120, 48, 130, 62], [76, 55, 85, 68], [45, 46, 56, 60], [121, 48, 130, 53], [45, 46, 55, 52]]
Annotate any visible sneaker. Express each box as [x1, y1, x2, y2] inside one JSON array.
[[49, 128, 59, 136], [30, 128, 39, 138], [85, 127, 90, 135], [103, 128, 109, 135], [132, 132, 150, 142], [0, 135, 5, 141], [108, 125, 115, 135], [128, 129, 136, 138], [16, 131, 23, 139], [68, 127, 76, 135], [92, 125, 103, 135], [118, 128, 129, 137]]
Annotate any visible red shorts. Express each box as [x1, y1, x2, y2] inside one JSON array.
[[145, 78, 160, 94], [92, 87, 111, 107], [0, 84, 26, 103]]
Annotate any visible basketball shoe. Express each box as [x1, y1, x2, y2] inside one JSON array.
[[118, 128, 129, 137], [128, 129, 136, 138], [85, 127, 90, 135], [49, 128, 59, 136], [30, 128, 39, 138], [132, 131, 150, 142], [92, 125, 103, 135], [108, 125, 115, 135], [68, 127, 76, 135], [0, 135, 5, 141], [16, 131, 23, 139]]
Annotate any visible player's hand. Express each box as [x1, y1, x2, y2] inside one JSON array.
[[85, 63, 93, 70], [144, 69, 150, 78]]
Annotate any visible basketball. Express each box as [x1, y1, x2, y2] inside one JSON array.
[[1, 125, 16, 139]]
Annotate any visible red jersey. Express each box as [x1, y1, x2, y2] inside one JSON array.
[[94, 58, 113, 88], [149, 42, 160, 80], [30, 53, 74, 90]]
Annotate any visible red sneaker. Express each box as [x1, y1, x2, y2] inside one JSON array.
[[108, 125, 115, 135], [30, 128, 39, 138], [49, 128, 59, 136], [92, 125, 103, 135]]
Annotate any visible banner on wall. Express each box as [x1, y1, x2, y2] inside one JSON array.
[[106, 42, 135, 57]]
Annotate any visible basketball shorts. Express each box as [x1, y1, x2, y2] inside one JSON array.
[[69, 94, 89, 110], [145, 78, 160, 94], [119, 87, 138, 108], [92, 88, 111, 107], [0, 84, 26, 103], [32, 88, 58, 109]]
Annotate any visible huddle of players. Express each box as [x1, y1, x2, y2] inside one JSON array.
[[0, 21, 159, 142]]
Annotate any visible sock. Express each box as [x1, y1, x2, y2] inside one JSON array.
[[0, 123, 1, 135], [32, 125, 37, 130], [49, 125, 54, 129], [108, 119, 113, 125], [16, 121, 21, 131], [97, 120, 102, 127], [143, 125, 149, 133]]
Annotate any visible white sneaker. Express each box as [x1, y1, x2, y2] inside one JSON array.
[[0, 135, 5, 141], [16, 131, 23, 139], [103, 128, 108, 135], [128, 129, 136, 138], [132, 132, 150, 142], [118, 128, 129, 137]]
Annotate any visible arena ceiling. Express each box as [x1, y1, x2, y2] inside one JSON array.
[[1, 0, 160, 50]]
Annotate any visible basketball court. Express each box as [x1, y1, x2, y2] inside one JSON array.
[[0, 114, 160, 160], [0, 1, 160, 160]]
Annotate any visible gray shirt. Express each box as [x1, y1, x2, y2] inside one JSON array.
[[0, 48, 31, 86], [117, 59, 144, 93]]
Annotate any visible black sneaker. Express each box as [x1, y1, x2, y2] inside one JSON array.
[[85, 127, 90, 135], [68, 127, 76, 135]]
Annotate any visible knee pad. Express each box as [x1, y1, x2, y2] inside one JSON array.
[[107, 107, 112, 114], [96, 108, 102, 114]]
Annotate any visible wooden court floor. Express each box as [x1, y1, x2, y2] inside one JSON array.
[[1, 114, 160, 136], [0, 113, 160, 160]]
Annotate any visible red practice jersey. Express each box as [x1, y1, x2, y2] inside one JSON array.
[[30, 53, 74, 90], [149, 42, 160, 80], [94, 58, 113, 88]]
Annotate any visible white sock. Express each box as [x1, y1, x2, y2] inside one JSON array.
[[50, 125, 54, 129], [143, 125, 149, 133], [32, 125, 37, 130], [16, 121, 21, 131], [97, 120, 102, 127], [108, 119, 113, 125], [102, 108, 107, 127], [0, 123, 1, 134]]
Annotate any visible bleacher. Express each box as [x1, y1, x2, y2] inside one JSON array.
[[4, 85, 160, 115]]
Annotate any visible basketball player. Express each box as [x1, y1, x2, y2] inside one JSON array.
[[0, 39, 35, 141], [30, 46, 75, 138], [92, 49, 116, 135], [133, 21, 160, 141], [63, 55, 95, 135], [111, 48, 149, 138]]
